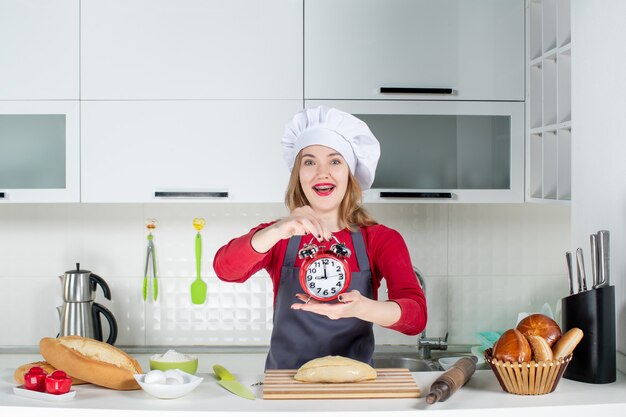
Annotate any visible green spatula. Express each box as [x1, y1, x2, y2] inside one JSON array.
[[191, 218, 207, 304]]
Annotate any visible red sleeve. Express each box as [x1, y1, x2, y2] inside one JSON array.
[[213, 222, 279, 283], [366, 225, 427, 336]]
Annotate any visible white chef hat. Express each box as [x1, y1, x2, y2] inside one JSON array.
[[281, 106, 380, 190]]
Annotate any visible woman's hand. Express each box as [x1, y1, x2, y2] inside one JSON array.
[[291, 289, 403, 327], [275, 206, 332, 241], [251, 206, 331, 253], [290, 290, 366, 320]]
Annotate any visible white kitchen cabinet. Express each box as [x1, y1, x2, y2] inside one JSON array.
[[305, 0, 524, 101], [0, 0, 79, 100], [0, 101, 80, 203], [81, 100, 303, 203], [307, 100, 525, 203], [80, 0, 302, 100], [526, 0, 571, 203]]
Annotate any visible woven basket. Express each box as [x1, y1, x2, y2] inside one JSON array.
[[484, 348, 572, 395]]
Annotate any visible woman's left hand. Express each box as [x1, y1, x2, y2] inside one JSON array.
[[291, 290, 366, 320]]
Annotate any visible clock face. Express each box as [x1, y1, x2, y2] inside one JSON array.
[[299, 253, 351, 301]]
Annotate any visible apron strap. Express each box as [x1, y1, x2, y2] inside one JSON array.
[[351, 229, 370, 272], [283, 235, 302, 267]]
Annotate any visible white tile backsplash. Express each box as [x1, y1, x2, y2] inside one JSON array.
[[0, 203, 570, 347], [447, 274, 566, 345], [145, 277, 273, 346], [448, 204, 569, 276]]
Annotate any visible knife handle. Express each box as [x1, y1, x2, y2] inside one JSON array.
[[597, 230, 610, 287], [590, 234, 599, 288], [575, 248, 587, 292], [213, 364, 235, 381], [565, 251, 574, 295]]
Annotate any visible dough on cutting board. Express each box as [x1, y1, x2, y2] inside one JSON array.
[[294, 355, 377, 383]]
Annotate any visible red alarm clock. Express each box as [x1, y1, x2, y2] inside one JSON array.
[[298, 237, 352, 302]]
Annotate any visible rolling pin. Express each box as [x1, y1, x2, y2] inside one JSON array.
[[426, 356, 477, 404]]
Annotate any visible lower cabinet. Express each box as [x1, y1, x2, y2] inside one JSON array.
[[80, 100, 303, 203]]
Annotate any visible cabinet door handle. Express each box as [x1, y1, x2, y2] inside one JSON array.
[[154, 191, 229, 199], [380, 87, 454, 95], [0, 192, 5, 199], [380, 192, 453, 199]]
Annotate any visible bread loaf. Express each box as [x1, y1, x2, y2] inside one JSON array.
[[492, 329, 532, 363], [13, 361, 88, 385], [526, 335, 554, 361], [552, 328, 584, 359], [40, 336, 142, 390], [294, 355, 377, 383], [516, 314, 562, 347]]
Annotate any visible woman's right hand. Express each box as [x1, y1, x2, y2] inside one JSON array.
[[276, 206, 332, 241], [251, 206, 330, 253]]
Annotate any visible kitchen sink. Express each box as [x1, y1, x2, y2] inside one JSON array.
[[372, 355, 442, 372]]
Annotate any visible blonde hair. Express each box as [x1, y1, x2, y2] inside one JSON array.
[[285, 151, 378, 230]]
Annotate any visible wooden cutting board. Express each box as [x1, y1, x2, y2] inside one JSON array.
[[262, 368, 420, 399]]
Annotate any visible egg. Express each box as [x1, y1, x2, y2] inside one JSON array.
[[144, 370, 166, 385], [164, 369, 185, 385]]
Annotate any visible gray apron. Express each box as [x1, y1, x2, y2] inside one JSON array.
[[265, 230, 375, 370]]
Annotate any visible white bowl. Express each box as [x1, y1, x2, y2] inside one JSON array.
[[134, 370, 203, 399], [438, 355, 485, 371], [471, 345, 488, 361]]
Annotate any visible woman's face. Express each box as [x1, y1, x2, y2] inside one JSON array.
[[298, 145, 350, 214]]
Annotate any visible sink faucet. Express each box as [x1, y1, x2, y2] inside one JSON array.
[[414, 267, 448, 359]]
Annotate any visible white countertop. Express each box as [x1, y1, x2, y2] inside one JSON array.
[[2, 353, 626, 417]]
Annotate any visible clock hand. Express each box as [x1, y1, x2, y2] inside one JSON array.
[[323, 264, 328, 280]]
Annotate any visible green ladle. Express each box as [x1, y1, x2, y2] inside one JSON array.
[[191, 218, 207, 304]]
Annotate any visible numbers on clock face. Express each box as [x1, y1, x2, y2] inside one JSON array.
[[304, 257, 347, 298]]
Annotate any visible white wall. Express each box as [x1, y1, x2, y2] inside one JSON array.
[[572, 0, 626, 373], [0, 203, 569, 348]]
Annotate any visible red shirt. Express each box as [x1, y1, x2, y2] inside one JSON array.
[[213, 222, 427, 335]]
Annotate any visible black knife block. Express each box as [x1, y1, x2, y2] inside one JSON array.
[[561, 285, 616, 384]]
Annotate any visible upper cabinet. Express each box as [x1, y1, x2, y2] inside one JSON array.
[[0, 101, 80, 203], [1, 0, 530, 204], [81, 100, 302, 203], [0, 0, 80, 203], [526, 0, 571, 203], [0, 0, 79, 100], [307, 100, 525, 203], [305, 0, 525, 101], [80, 0, 302, 100]]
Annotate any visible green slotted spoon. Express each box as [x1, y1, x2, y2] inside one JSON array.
[[190, 218, 207, 304]]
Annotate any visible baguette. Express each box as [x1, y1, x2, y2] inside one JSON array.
[[39, 336, 142, 390], [14, 361, 88, 385], [526, 335, 554, 362], [294, 355, 376, 383], [552, 328, 584, 359]]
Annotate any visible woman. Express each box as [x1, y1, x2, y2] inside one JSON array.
[[213, 106, 427, 369]]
